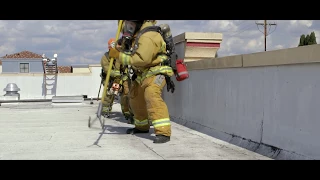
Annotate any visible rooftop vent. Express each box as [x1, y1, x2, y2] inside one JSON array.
[[3, 83, 21, 100]]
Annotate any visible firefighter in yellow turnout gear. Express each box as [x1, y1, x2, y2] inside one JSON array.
[[109, 20, 174, 144], [100, 52, 120, 113], [100, 38, 134, 123], [119, 66, 134, 124]]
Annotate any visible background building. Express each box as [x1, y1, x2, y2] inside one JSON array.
[[0, 51, 44, 74]]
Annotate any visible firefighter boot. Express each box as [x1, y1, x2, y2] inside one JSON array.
[[153, 135, 170, 144], [126, 128, 149, 134]]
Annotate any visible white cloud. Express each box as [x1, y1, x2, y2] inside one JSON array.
[[0, 44, 16, 56], [245, 38, 261, 50], [274, 44, 284, 50], [290, 20, 313, 27], [65, 56, 98, 64], [31, 37, 61, 45], [0, 20, 318, 65], [0, 21, 8, 29]]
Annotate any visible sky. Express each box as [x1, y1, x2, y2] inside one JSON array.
[[0, 20, 319, 66]]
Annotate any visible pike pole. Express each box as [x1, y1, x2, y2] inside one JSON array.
[[101, 20, 123, 106], [88, 20, 124, 129]]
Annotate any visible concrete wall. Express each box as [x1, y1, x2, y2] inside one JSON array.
[[0, 65, 102, 99], [71, 64, 91, 73], [163, 44, 320, 160], [72, 68, 91, 73], [0, 65, 2, 73], [1, 59, 43, 73]]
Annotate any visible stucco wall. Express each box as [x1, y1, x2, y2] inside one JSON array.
[[72, 68, 91, 73], [163, 44, 320, 160], [1, 59, 43, 73], [0, 65, 102, 99]]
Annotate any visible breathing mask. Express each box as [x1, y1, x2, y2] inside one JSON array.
[[119, 20, 141, 53], [122, 21, 138, 39]]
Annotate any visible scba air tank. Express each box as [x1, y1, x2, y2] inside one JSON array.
[[159, 24, 189, 81]]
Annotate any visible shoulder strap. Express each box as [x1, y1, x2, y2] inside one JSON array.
[[131, 26, 162, 54], [137, 26, 162, 38], [104, 51, 109, 58]]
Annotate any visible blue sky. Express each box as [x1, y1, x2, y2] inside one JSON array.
[[0, 20, 319, 66]]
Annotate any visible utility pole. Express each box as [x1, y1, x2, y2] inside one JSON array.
[[256, 20, 277, 51], [264, 20, 267, 51]]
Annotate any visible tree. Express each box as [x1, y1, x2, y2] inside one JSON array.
[[304, 34, 310, 46], [299, 35, 305, 46], [309, 31, 317, 45], [298, 32, 317, 47]]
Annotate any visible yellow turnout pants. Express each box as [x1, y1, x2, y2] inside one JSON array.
[[129, 74, 171, 137], [120, 80, 131, 116]]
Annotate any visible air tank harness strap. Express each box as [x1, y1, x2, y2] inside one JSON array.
[[126, 25, 175, 93], [155, 52, 175, 94], [130, 26, 162, 55]]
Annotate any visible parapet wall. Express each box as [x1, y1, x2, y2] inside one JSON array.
[[163, 44, 320, 160], [0, 65, 102, 99]]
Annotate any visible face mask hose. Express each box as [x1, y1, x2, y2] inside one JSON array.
[[115, 38, 133, 55]]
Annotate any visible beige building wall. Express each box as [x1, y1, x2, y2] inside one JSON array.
[[173, 32, 223, 63], [72, 68, 91, 73]]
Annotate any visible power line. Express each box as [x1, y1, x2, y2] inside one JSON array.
[[233, 20, 248, 26], [221, 20, 250, 34], [256, 20, 277, 51], [227, 23, 257, 38]]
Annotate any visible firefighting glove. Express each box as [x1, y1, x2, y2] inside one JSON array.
[[165, 76, 175, 93], [117, 37, 123, 46], [169, 80, 175, 93], [101, 70, 106, 78], [132, 73, 137, 81], [109, 48, 120, 59], [101, 76, 105, 83]]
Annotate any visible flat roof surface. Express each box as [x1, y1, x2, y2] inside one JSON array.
[[0, 101, 271, 160]]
